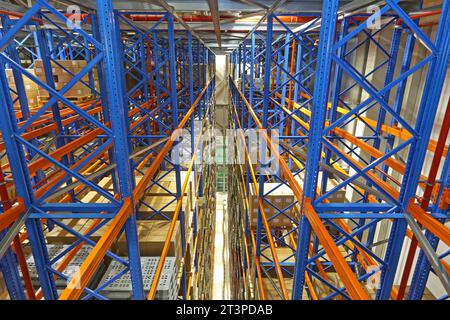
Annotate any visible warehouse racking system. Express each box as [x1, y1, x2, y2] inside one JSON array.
[[0, 0, 449, 301], [229, 0, 450, 300], [0, 0, 216, 300]]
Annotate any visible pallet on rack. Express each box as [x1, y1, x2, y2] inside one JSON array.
[[98, 257, 178, 300], [38, 95, 93, 105]]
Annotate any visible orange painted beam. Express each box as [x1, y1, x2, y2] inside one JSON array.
[[408, 201, 450, 247], [0, 198, 25, 232]]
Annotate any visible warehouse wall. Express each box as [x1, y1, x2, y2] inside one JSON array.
[[215, 55, 229, 131], [215, 55, 229, 105]]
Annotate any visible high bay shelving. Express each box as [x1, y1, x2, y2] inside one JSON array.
[[0, 0, 216, 300], [0, 0, 449, 301], [229, 1, 450, 300]]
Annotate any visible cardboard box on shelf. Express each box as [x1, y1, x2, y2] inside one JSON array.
[[6, 69, 39, 107], [184, 228, 194, 272], [34, 59, 93, 98], [64, 83, 91, 97], [75, 60, 87, 68], [52, 72, 89, 85], [249, 182, 297, 228], [38, 82, 91, 98], [34, 59, 78, 71]]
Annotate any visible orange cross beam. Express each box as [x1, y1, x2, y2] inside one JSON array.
[[408, 201, 450, 247]]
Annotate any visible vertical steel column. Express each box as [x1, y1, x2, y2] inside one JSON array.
[[84, 35, 96, 95], [47, 29, 56, 60], [34, 22, 67, 146], [32, 31, 41, 59], [0, 232, 25, 299], [187, 32, 198, 242], [0, 16, 29, 300], [167, 13, 186, 298], [257, 14, 273, 259], [249, 33, 255, 108], [292, 0, 339, 299], [241, 40, 247, 127], [2, 17, 31, 120], [96, 0, 144, 300], [320, 17, 348, 196]]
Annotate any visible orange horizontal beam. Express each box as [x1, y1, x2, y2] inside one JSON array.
[[408, 201, 450, 247], [0, 198, 25, 231]]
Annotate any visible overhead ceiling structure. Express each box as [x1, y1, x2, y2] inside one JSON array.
[[2, 0, 424, 54]]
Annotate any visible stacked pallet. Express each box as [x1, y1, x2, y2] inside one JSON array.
[[5, 69, 39, 108], [19, 244, 105, 294], [98, 257, 178, 300], [34, 59, 92, 103], [135, 170, 196, 298]]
